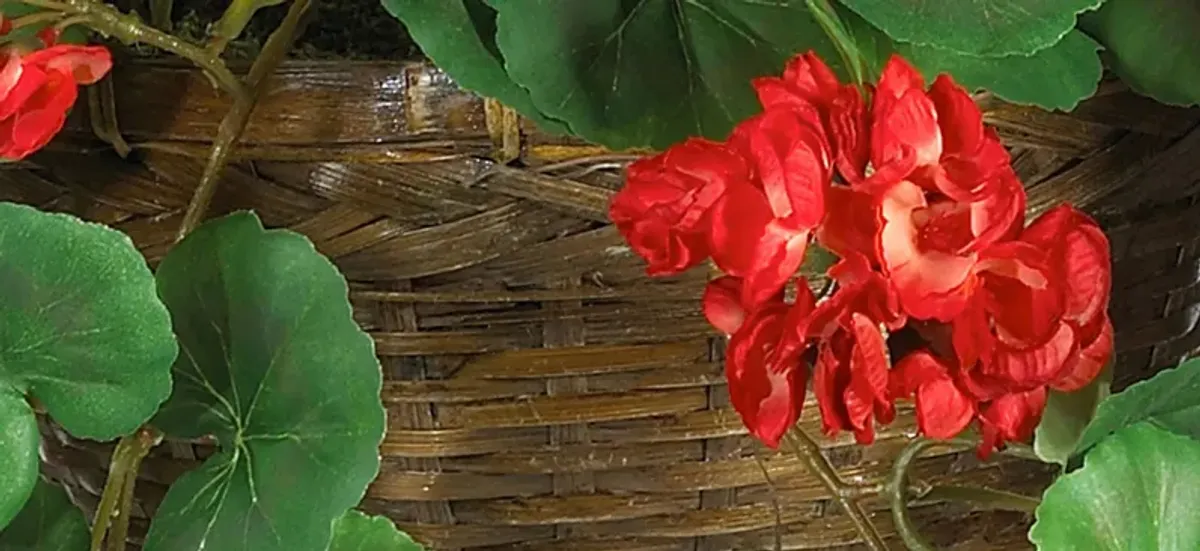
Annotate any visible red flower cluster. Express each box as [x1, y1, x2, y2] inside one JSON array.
[[0, 27, 111, 160], [610, 53, 1113, 456]]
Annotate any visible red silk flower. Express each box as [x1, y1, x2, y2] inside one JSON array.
[[610, 139, 748, 275], [0, 44, 112, 160], [614, 49, 1113, 455], [706, 277, 815, 448]]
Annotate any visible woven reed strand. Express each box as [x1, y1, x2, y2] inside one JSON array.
[[8, 60, 1200, 550]]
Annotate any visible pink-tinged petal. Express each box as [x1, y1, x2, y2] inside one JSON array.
[[708, 182, 774, 277], [927, 74, 985, 157], [702, 276, 747, 335], [727, 305, 806, 448], [23, 45, 112, 85], [0, 62, 46, 121], [976, 387, 1047, 458], [966, 171, 1026, 251], [1061, 220, 1112, 330], [735, 109, 830, 226], [753, 51, 842, 111], [1052, 319, 1112, 392], [875, 55, 927, 102], [830, 86, 871, 184], [879, 181, 976, 320], [740, 224, 810, 311], [0, 51, 23, 107], [872, 89, 943, 170]]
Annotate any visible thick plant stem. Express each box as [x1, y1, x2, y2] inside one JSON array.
[[175, 0, 311, 240], [890, 438, 938, 551], [804, 0, 868, 86], [922, 484, 1041, 513], [207, 0, 287, 55], [22, 0, 247, 104], [783, 429, 888, 551], [90, 428, 162, 551]]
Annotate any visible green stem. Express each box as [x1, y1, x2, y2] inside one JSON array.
[[890, 438, 938, 551], [87, 74, 131, 157], [148, 0, 173, 30], [783, 428, 888, 551], [804, 0, 868, 86], [175, 0, 311, 240], [9, 11, 65, 30], [23, 0, 247, 104], [207, 0, 286, 55], [106, 428, 161, 551], [922, 484, 1041, 514]]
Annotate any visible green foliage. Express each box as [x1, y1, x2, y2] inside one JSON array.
[[1030, 423, 1200, 550], [1073, 357, 1200, 457], [0, 203, 177, 529], [902, 30, 1103, 110], [1079, 0, 1200, 106], [838, 0, 1101, 56], [330, 511, 424, 551], [0, 479, 89, 551], [1033, 363, 1111, 465], [144, 213, 386, 551]]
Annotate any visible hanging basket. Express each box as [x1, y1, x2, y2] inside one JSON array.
[[10, 58, 1200, 550]]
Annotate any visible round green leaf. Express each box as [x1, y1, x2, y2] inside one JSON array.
[[1030, 423, 1200, 550], [839, 0, 1102, 57], [330, 511, 423, 551], [903, 30, 1103, 111], [1033, 362, 1111, 465], [0, 392, 37, 530], [1078, 0, 1200, 106], [144, 212, 385, 551], [489, 0, 856, 149], [381, 0, 568, 133], [0, 478, 89, 551], [1073, 357, 1200, 457]]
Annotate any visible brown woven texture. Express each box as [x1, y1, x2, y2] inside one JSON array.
[[9, 59, 1200, 550]]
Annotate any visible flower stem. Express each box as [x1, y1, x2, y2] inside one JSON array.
[[783, 428, 888, 551], [175, 0, 311, 240], [921, 484, 1041, 513], [804, 0, 868, 86], [889, 438, 938, 551], [89, 427, 162, 551], [25, 0, 247, 104]]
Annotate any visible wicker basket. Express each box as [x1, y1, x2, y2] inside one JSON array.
[[9, 58, 1200, 550]]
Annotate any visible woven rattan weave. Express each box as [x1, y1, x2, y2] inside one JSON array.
[[9, 60, 1200, 550]]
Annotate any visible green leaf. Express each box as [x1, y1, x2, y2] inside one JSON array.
[[329, 511, 423, 551], [902, 30, 1103, 111], [488, 0, 858, 150], [839, 0, 1102, 57], [381, 0, 568, 133], [0, 392, 37, 530], [1078, 0, 1200, 106], [0, 203, 176, 527], [144, 213, 385, 551], [0, 478, 89, 551], [1033, 362, 1111, 465], [1029, 423, 1200, 550], [1073, 357, 1200, 457]]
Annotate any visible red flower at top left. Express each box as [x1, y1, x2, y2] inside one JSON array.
[[0, 44, 112, 160]]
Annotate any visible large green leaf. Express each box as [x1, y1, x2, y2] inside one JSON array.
[[0, 478, 89, 551], [1073, 357, 1200, 457], [143, 213, 385, 551], [839, 0, 1102, 57], [1078, 0, 1200, 106], [1033, 362, 1111, 465], [903, 30, 1103, 110], [381, 0, 568, 133], [1029, 423, 1200, 550], [329, 511, 423, 551], [0, 392, 37, 530], [488, 0, 856, 150], [0, 203, 177, 527]]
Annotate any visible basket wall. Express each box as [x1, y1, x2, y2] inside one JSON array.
[[10, 60, 1200, 550]]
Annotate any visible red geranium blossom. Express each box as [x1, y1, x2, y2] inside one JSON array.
[[0, 44, 112, 160]]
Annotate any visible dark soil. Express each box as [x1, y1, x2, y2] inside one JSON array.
[[121, 0, 423, 60]]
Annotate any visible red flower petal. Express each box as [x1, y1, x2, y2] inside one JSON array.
[[977, 387, 1047, 458], [727, 305, 807, 448], [753, 50, 841, 112], [702, 276, 747, 335], [891, 351, 975, 439], [23, 45, 112, 85], [1052, 318, 1112, 392], [816, 186, 878, 262], [709, 182, 774, 277]]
